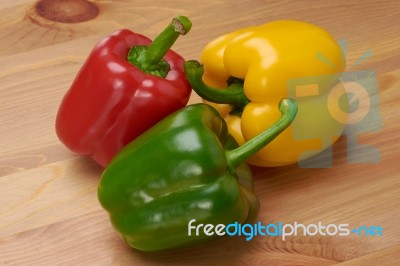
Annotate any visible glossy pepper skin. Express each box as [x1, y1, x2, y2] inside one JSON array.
[[56, 16, 192, 167], [185, 20, 347, 167], [98, 99, 297, 251]]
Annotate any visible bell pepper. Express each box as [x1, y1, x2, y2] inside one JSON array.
[[98, 99, 297, 251], [185, 20, 347, 167], [56, 16, 192, 167]]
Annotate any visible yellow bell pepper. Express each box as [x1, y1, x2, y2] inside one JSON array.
[[185, 20, 347, 167]]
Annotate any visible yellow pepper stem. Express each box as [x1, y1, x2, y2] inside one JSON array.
[[184, 60, 298, 169], [184, 60, 250, 109], [226, 99, 298, 171]]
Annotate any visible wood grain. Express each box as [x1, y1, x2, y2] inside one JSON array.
[[1, 0, 399, 265]]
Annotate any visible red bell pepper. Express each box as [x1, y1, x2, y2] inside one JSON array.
[[56, 16, 192, 167]]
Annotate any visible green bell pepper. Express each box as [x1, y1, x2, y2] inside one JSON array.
[[97, 99, 297, 251]]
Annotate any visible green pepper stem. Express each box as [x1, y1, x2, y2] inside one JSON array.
[[184, 60, 250, 108], [226, 99, 298, 171]]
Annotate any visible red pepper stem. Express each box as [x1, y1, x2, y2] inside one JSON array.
[[140, 16, 192, 69], [226, 99, 298, 171], [184, 60, 250, 108]]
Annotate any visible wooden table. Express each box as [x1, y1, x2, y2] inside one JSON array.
[[1, 0, 399, 265]]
